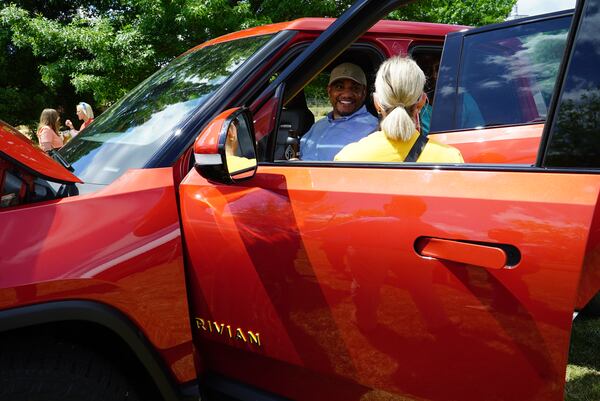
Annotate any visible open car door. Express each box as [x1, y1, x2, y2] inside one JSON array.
[[179, 0, 600, 399]]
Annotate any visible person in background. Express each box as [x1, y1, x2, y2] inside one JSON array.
[[335, 56, 463, 163], [65, 102, 94, 138], [416, 92, 431, 135], [418, 59, 438, 135], [299, 63, 378, 160], [36, 108, 64, 153]]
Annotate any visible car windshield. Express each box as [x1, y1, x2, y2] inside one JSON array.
[[60, 34, 273, 185]]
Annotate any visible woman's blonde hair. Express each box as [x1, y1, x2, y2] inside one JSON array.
[[374, 56, 425, 142], [38, 108, 60, 135], [77, 102, 94, 120]]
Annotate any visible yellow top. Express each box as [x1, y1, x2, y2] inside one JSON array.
[[227, 155, 256, 173], [334, 130, 464, 163]]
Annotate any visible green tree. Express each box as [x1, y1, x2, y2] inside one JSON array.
[[393, 0, 516, 26], [0, 0, 516, 127]]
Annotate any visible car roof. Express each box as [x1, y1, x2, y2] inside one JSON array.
[[186, 17, 469, 54]]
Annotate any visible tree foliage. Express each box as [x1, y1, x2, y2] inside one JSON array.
[[0, 0, 516, 127], [393, 0, 516, 26]]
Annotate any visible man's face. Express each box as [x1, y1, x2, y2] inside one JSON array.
[[327, 79, 366, 118]]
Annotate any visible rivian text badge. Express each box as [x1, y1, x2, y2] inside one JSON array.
[[195, 317, 261, 347]]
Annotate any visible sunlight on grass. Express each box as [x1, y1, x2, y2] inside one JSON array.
[[566, 316, 600, 400]]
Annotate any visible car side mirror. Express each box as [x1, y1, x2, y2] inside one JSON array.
[[194, 107, 258, 184]]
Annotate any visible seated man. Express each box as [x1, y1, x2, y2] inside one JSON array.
[[299, 63, 379, 161]]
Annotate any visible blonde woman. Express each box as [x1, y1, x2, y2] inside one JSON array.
[[335, 56, 463, 163], [36, 108, 64, 152], [65, 102, 94, 138]]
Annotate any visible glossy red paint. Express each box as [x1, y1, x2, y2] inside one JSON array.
[[253, 97, 280, 143], [180, 164, 599, 400], [0, 168, 194, 383], [0, 120, 81, 183], [576, 198, 600, 309], [430, 123, 543, 164], [185, 18, 467, 53], [0, 12, 468, 395], [194, 108, 238, 156]]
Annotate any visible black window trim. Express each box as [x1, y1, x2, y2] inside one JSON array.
[[461, 8, 573, 39], [259, 160, 600, 175], [408, 44, 444, 57]]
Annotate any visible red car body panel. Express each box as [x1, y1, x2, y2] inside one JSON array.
[[188, 18, 468, 52], [0, 18, 462, 392], [0, 168, 194, 383], [194, 109, 238, 155], [577, 201, 600, 309], [0, 120, 81, 184], [431, 124, 543, 164], [180, 165, 599, 400]]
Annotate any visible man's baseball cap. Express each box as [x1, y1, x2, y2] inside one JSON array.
[[328, 63, 367, 86]]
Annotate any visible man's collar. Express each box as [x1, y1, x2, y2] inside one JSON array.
[[327, 105, 369, 122]]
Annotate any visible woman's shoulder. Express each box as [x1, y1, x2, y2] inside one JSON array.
[[82, 118, 94, 129], [334, 131, 394, 161], [37, 125, 55, 136]]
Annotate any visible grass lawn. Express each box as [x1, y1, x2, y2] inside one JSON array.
[[566, 315, 600, 400]]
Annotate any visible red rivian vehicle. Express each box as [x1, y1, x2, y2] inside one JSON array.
[[1, 0, 599, 400]]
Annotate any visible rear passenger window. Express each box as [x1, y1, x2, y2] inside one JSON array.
[[544, 1, 600, 168], [456, 16, 570, 130]]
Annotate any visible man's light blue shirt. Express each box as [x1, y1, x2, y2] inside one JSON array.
[[300, 105, 379, 161]]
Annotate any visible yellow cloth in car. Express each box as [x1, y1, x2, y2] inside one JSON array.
[[334, 130, 464, 163], [227, 155, 256, 173]]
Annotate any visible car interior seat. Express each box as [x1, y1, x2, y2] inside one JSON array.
[[275, 91, 314, 160]]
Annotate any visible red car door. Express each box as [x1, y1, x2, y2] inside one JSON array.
[[181, 166, 597, 401], [179, 0, 600, 400]]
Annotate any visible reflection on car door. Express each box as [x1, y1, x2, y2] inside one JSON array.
[[180, 164, 598, 400], [179, 0, 600, 400]]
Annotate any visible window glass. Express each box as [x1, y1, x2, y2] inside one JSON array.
[[457, 16, 571, 129], [305, 74, 330, 122], [544, 0, 600, 168], [60, 34, 273, 185]]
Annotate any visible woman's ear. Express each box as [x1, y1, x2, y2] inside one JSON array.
[[373, 93, 383, 116]]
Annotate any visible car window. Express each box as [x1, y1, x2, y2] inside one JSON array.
[[544, 1, 600, 168], [260, 45, 384, 162], [305, 73, 331, 122], [60, 34, 273, 185], [456, 15, 571, 129]]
